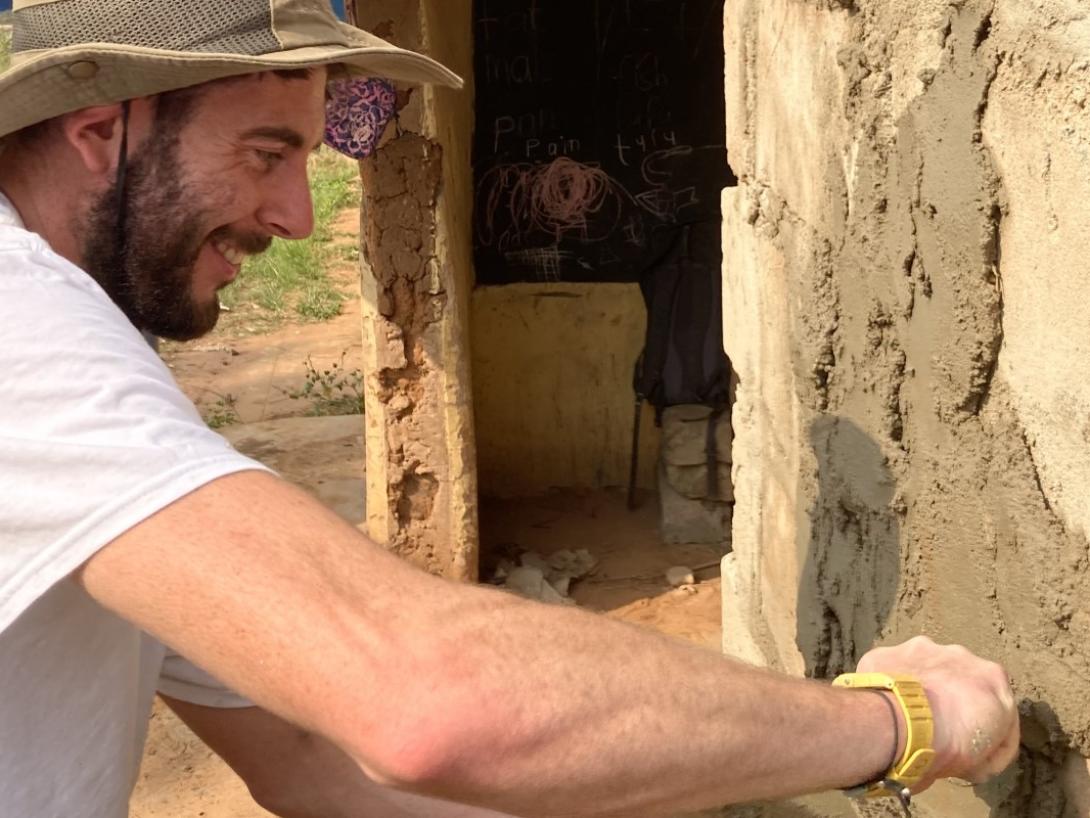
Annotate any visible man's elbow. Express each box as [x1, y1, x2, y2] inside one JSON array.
[[347, 678, 501, 798], [240, 726, 454, 818], [322, 609, 518, 799], [357, 714, 473, 792], [241, 734, 344, 818], [248, 786, 316, 818]]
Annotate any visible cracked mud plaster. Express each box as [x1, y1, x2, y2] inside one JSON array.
[[732, 0, 1090, 810], [360, 133, 449, 570]]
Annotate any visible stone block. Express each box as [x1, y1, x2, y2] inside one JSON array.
[[658, 460, 730, 546], [505, 566, 571, 606], [658, 404, 734, 547], [661, 405, 734, 503]]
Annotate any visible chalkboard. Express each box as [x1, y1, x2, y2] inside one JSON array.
[[472, 0, 734, 285]]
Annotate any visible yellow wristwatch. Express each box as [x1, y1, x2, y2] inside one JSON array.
[[833, 673, 936, 812]]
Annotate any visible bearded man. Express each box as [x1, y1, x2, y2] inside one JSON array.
[[0, 2, 1019, 817]]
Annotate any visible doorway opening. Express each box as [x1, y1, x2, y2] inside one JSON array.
[[469, 0, 735, 637]]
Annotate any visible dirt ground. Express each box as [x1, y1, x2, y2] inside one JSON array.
[[132, 223, 854, 817]]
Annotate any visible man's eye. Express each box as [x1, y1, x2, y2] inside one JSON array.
[[254, 149, 284, 166]]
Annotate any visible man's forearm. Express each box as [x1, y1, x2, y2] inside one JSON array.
[[79, 472, 1010, 818], [372, 585, 901, 816]]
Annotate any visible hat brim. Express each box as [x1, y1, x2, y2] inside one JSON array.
[[0, 30, 463, 139]]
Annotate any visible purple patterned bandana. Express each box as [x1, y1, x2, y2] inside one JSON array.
[[324, 77, 398, 159]]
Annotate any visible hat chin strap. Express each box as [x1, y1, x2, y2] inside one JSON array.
[[115, 100, 132, 273]]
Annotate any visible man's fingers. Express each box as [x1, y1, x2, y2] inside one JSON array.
[[973, 683, 1019, 780], [959, 717, 1020, 783], [985, 722, 1021, 778]]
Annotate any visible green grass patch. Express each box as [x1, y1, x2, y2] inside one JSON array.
[[0, 27, 11, 74], [220, 148, 360, 325]]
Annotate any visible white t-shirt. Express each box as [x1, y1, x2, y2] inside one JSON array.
[[0, 192, 268, 817]]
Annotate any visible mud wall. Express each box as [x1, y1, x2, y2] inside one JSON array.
[[355, 0, 478, 580], [722, 1, 1090, 815], [472, 284, 660, 497]]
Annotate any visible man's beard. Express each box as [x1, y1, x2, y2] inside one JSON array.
[[81, 134, 270, 341]]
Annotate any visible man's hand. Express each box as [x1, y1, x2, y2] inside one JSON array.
[[858, 636, 1020, 790]]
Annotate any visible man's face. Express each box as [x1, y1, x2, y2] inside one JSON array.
[[81, 70, 328, 341]]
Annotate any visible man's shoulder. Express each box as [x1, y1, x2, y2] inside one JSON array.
[[0, 195, 118, 316], [0, 227, 133, 341], [0, 226, 93, 288]]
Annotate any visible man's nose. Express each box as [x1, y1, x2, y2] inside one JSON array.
[[256, 165, 315, 240]]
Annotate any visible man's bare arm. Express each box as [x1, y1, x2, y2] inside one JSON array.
[[79, 471, 1017, 817], [160, 697, 516, 818]]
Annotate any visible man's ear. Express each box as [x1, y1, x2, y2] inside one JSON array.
[[59, 104, 129, 175]]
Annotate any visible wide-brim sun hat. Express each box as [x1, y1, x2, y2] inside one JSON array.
[[0, 0, 463, 142]]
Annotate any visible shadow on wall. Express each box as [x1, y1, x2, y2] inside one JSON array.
[[977, 698, 1083, 818], [795, 416, 900, 679]]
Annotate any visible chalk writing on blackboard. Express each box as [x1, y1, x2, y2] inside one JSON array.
[[478, 151, 703, 253], [472, 0, 733, 285], [477, 159, 621, 249]]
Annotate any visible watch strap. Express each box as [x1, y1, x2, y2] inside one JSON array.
[[833, 672, 937, 805]]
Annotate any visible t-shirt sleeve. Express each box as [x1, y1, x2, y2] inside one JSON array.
[[0, 243, 272, 635], [158, 650, 254, 709]]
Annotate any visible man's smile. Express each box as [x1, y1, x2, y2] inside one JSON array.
[[206, 230, 273, 287], [213, 238, 247, 267]]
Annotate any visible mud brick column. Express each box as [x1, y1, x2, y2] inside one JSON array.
[[354, 0, 478, 581]]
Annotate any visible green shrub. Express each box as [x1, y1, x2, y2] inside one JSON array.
[[201, 393, 240, 429], [281, 352, 364, 417]]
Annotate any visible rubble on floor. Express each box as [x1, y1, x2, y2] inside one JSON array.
[[490, 548, 598, 605], [666, 565, 696, 587]]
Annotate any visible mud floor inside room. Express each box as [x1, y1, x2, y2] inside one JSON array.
[[480, 489, 726, 649]]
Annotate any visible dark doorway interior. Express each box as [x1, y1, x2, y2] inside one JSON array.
[[470, 1, 735, 615]]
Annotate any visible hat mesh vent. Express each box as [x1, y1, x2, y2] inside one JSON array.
[[13, 0, 280, 56]]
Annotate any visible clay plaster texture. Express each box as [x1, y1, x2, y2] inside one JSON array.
[[723, 0, 1090, 815], [355, 0, 478, 580]]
